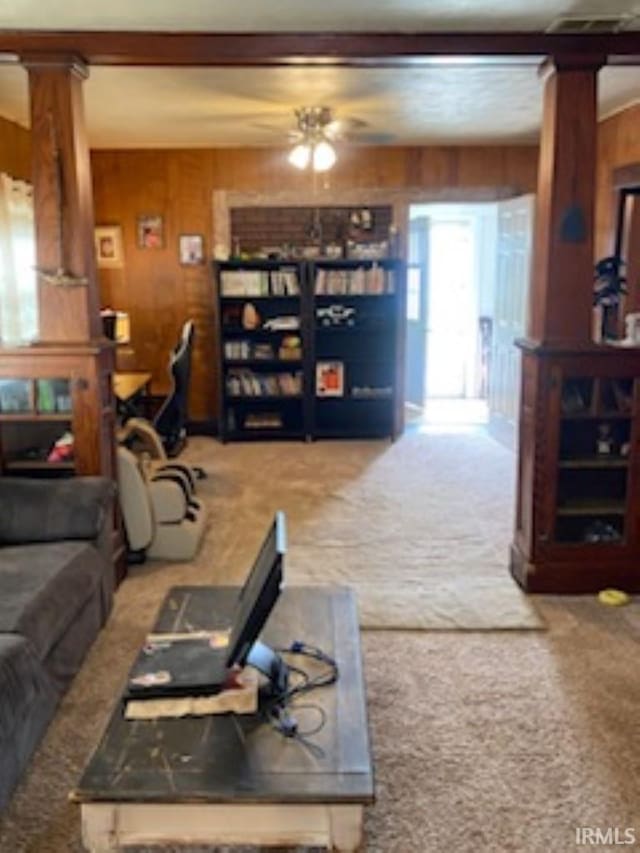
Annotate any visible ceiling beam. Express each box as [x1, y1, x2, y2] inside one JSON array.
[[1, 30, 640, 66]]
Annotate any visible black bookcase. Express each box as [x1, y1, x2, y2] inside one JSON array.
[[214, 258, 404, 441]]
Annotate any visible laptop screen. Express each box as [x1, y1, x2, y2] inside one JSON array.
[[225, 511, 286, 669]]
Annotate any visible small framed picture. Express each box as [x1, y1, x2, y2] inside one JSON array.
[[316, 361, 344, 397], [137, 214, 164, 249], [179, 233, 205, 266], [94, 225, 124, 268]]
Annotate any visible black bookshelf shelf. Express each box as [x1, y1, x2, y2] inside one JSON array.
[[214, 258, 404, 442]]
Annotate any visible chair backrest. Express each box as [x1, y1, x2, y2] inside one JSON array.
[[116, 446, 154, 552], [154, 320, 195, 455]]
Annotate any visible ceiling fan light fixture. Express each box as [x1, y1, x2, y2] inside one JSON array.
[[288, 142, 311, 170], [312, 139, 336, 172]]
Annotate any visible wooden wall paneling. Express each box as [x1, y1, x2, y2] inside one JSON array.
[[596, 103, 640, 259], [171, 149, 216, 421], [0, 116, 31, 181]]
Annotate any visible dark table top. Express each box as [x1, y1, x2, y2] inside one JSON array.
[[72, 585, 373, 805]]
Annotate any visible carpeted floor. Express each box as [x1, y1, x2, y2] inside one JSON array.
[[186, 430, 541, 629], [1, 431, 639, 852]]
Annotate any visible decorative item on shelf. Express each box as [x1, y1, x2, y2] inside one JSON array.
[[316, 361, 344, 397], [583, 521, 622, 544], [623, 312, 640, 345], [242, 303, 261, 330], [324, 243, 343, 259], [316, 304, 356, 327], [262, 315, 300, 331], [346, 240, 389, 260], [47, 431, 74, 463], [593, 255, 627, 341], [278, 335, 302, 360], [596, 423, 615, 456]]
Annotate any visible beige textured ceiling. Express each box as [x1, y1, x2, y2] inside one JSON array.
[[1, 64, 640, 147], [1, 0, 639, 147], [0, 0, 639, 32]]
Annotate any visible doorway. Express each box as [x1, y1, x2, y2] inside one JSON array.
[[405, 203, 498, 426]]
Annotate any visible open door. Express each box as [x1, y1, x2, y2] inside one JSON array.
[[489, 194, 534, 436], [405, 216, 429, 407]]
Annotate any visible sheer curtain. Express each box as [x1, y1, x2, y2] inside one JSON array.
[[0, 173, 38, 345]]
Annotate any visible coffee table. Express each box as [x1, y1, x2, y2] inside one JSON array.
[[72, 585, 373, 852]]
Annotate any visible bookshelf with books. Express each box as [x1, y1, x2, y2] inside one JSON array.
[[216, 260, 308, 441], [311, 258, 403, 440], [214, 258, 404, 441]]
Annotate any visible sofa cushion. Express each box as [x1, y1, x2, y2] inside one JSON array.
[[0, 477, 114, 546], [0, 542, 105, 661], [0, 633, 55, 741]]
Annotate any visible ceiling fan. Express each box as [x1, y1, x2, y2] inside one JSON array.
[[284, 105, 391, 171]]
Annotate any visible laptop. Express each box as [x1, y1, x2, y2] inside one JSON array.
[[124, 511, 286, 701]]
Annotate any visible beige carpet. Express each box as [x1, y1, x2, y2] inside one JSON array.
[[186, 430, 542, 629], [1, 431, 639, 852]]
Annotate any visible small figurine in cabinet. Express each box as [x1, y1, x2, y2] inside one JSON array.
[[596, 423, 615, 455]]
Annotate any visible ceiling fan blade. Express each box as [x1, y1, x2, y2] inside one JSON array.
[[325, 116, 369, 138], [344, 131, 397, 145]]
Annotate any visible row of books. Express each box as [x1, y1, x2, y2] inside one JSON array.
[[224, 340, 274, 360], [314, 265, 394, 295], [226, 370, 303, 398], [221, 269, 300, 296]]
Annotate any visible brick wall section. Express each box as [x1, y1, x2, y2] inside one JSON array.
[[230, 205, 392, 254]]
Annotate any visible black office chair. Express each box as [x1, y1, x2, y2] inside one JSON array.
[[154, 319, 195, 457]]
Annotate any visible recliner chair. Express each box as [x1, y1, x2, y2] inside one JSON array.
[[117, 446, 206, 562]]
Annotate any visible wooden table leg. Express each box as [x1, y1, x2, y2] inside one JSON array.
[[329, 805, 363, 852]]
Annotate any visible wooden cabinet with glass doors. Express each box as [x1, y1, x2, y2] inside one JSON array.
[[510, 342, 640, 593]]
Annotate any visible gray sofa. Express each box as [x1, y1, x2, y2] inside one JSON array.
[[0, 477, 115, 811]]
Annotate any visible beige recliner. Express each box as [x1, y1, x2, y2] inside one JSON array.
[[116, 446, 206, 561]]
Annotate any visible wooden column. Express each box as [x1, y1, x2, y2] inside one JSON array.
[[18, 54, 124, 580], [23, 54, 101, 342], [527, 56, 603, 345]]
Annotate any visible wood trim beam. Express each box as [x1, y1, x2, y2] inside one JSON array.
[[0, 30, 639, 66]]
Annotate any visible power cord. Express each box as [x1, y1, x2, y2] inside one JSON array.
[[263, 640, 338, 745]]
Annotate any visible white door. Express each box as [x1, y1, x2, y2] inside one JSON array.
[[489, 194, 534, 428]]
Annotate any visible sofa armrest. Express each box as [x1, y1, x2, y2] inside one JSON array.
[[0, 477, 116, 545]]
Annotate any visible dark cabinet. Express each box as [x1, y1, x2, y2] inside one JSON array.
[[511, 341, 640, 592]]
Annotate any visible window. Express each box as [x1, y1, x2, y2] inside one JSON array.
[[0, 173, 38, 345]]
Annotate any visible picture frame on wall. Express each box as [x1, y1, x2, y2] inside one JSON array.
[[316, 361, 344, 397], [137, 214, 164, 249], [94, 225, 124, 268], [179, 233, 205, 266]]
